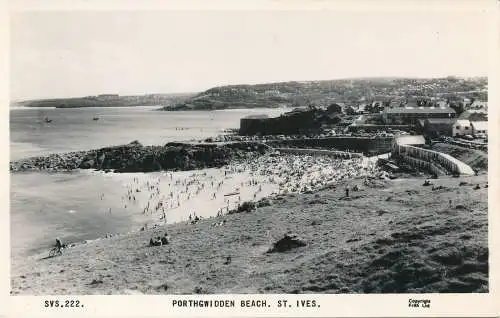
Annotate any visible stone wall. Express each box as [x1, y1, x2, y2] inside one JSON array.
[[392, 144, 475, 175], [274, 148, 363, 159], [265, 136, 394, 156]]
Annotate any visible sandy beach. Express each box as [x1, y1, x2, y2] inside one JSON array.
[[10, 172, 488, 295], [81, 153, 381, 231]]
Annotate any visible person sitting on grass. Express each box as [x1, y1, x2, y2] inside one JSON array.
[[161, 233, 169, 245], [149, 236, 162, 247]]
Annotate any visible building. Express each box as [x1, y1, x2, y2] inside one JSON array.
[[239, 115, 270, 135], [394, 135, 426, 147], [356, 104, 368, 114], [470, 121, 488, 136], [452, 119, 472, 137], [239, 108, 323, 135], [327, 103, 343, 114], [382, 107, 456, 125], [418, 118, 456, 137]]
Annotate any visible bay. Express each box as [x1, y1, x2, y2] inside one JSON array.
[[10, 106, 288, 258]]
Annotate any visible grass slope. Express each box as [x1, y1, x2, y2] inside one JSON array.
[[163, 77, 488, 111], [11, 175, 488, 295], [432, 143, 488, 172]]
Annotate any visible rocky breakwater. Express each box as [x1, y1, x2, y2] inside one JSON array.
[[10, 141, 270, 173]]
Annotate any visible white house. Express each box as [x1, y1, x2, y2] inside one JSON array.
[[470, 121, 488, 136], [453, 119, 472, 137]]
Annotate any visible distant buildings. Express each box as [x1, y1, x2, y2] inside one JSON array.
[[418, 118, 456, 137], [414, 117, 488, 138], [452, 119, 488, 137], [382, 107, 456, 125], [97, 94, 120, 101]]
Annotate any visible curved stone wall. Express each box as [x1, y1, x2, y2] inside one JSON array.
[[393, 144, 475, 175]]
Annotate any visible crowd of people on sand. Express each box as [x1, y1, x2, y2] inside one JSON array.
[[207, 133, 344, 143], [206, 130, 399, 143], [50, 152, 385, 254], [90, 152, 383, 242]]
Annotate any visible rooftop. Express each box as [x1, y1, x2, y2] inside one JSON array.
[[470, 121, 488, 130], [395, 135, 426, 146], [384, 107, 456, 114], [455, 119, 471, 126], [425, 118, 457, 125], [242, 115, 269, 120]]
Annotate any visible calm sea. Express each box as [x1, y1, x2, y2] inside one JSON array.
[[10, 106, 288, 259]]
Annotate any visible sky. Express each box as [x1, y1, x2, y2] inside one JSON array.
[[10, 9, 490, 100]]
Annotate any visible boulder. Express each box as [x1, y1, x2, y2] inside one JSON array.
[[79, 159, 95, 169], [267, 233, 307, 253]]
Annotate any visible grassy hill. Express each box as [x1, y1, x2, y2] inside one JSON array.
[[11, 174, 488, 294], [13, 93, 195, 109], [432, 143, 488, 172], [161, 77, 488, 111]]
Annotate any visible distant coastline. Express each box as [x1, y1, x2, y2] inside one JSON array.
[[160, 76, 487, 111], [11, 93, 196, 109], [12, 76, 487, 110]]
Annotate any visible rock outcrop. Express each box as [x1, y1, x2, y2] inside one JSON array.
[[10, 141, 269, 173], [267, 233, 307, 253]]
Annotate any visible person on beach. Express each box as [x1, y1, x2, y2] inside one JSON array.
[[54, 238, 63, 255]]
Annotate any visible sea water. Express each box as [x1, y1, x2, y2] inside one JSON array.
[[10, 106, 288, 258]]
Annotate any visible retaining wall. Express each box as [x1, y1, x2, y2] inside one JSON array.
[[347, 124, 414, 132], [266, 136, 394, 156], [393, 144, 474, 175], [274, 148, 363, 159]]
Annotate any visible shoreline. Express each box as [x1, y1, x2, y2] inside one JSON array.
[[9, 141, 270, 173], [12, 151, 383, 257], [9, 134, 489, 294], [11, 173, 488, 295]]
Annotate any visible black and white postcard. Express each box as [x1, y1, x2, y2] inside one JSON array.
[[1, 0, 499, 317]]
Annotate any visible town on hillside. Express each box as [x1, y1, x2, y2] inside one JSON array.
[[207, 88, 489, 178]]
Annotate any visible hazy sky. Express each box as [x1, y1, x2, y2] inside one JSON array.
[[10, 9, 490, 100]]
